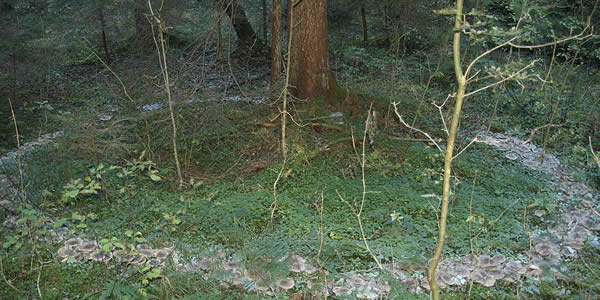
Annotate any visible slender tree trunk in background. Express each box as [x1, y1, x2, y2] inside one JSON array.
[[97, 2, 112, 65], [361, 5, 368, 42], [289, 0, 334, 101], [11, 51, 17, 105], [221, 0, 258, 47], [135, 0, 151, 41], [216, 1, 223, 58], [270, 0, 282, 87], [262, 0, 268, 41]]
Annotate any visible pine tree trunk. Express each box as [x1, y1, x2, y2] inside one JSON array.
[[288, 0, 334, 101], [97, 3, 111, 64], [361, 5, 368, 42], [270, 0, 282, 87], [135, 0, 151, 41]]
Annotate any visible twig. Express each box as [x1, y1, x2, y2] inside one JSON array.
[[336, 105, 383, 270], [524, 122, 567, 144], [148, 1, 183, 188], [36, 261, 43, 300], [8, 98, 25, 201], [0, 254, 19, 292], [392, 102, 443, 152], [390, 137, 442, 142], [90, 121, 111, 204], [432, 94, 453, 136], [453, 136, 479, 160], [89, 50, 135, 103], [317, 192, 325, 258], [270, 157, 287, 225], [280, 0, 294, 157], [464, 60, 538, 98]]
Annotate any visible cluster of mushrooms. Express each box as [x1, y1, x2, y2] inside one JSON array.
[[48, 132, 598, 298]]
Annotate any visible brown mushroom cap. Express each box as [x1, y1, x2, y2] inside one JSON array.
[[332, 286, 350, 296], [278, 278, 295, 290]]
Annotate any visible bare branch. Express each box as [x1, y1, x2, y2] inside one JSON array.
[[464, 60, 537, 98], [432, 94, 453, 136], [392, 102, 444, 152], [465, 36, 519, 79], [507, 26, 594, 49], [524, 122, 568, 144], [453, 136, 479, 160]]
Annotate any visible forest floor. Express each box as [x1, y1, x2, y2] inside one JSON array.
[[1, 41, 600, 299], [1, 86, 599, 299]]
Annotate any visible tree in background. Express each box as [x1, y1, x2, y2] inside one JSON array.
[[135, 0, 151, 41], [96, 0, 111, 64], [219, 0, 260, 49], [288, 0, 334, 101], [270, 0, 282, 87]]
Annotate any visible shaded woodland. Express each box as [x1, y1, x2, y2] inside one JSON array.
[[1, 0, 600, 299]]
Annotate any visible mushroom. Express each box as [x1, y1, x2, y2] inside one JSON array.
[[491, 255, 506, 266], [138, 249, 155, 258], [290, 255, 305, 273], [58, 246, 75, 258], [278, 278, 295, 290], [332, 286, 350, 296], [131, 255, 147, 265], [478, 255, 495, 269], [472, 269, 495, 287], [304, 263, 317, 274], [535, 242, 552, 256], [438, 272, 457, 286], [155, 249, 171, 259], [348, 276, 365, 288], [80, 241, 98, 253], [148, 258, 163, 267], [65, 237, 82, 247]]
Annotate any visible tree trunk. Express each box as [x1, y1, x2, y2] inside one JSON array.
[[288, 0, 334, 101], [221, 0, 259, 47], [97, 2, 111, 64], [262, 0, 268, 41], [361, 5, 368, 42], [270, 0, 282, 86], [135, 0, 151, 41]]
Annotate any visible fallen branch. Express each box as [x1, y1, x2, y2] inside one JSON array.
[[524, 122, 567, 144]]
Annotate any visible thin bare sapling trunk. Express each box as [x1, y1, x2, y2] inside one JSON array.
[[392, 2, 595, 298], [148, 0, 184, 188], [280, 0, 294, 157], [97, 1, 111, 65], [270, 0, 282, 87], [361, 5, 368, 42], [427, 1, 466, 298]]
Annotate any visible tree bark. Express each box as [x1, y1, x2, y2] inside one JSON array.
[[270, 0, 282, 86], [262, 0, 268, 41], [361, 5, 368, 42], [288, 0, 334, 101], [135, 0, 151, 41], [97, 2, 111, 65]]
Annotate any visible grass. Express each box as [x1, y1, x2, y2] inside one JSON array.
[[1, 8, 599, 298], [1, 93, 573, 298]]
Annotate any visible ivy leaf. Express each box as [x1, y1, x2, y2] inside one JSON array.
[[149, 174, 161, 182], [53, 218, 68, 228]]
